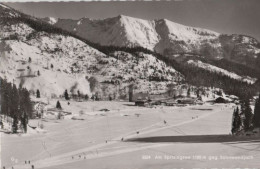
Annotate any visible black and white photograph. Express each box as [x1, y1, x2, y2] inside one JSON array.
[[0, 0, 260, 168]]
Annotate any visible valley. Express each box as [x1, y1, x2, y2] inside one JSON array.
[[1, 2, 260, 169], [3, 101, 259, 169]]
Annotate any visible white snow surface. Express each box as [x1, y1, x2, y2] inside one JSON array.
[[2, 103, 260, 169]]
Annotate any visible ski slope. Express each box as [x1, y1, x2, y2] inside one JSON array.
[[2, 102, 259, 169]]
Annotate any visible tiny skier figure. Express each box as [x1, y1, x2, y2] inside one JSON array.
[[164, 120, 167, 125]]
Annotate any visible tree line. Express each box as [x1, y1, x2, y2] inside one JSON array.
[[0, 78, 33, 133]]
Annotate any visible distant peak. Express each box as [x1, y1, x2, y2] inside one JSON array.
[[117, 14, 128, 18]]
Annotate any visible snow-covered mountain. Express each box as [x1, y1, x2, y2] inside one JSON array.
[[44, 15, 260, 71], [47, 15, 218, 53], [1, 3, 259, 100], [0, 4, 182, 98]]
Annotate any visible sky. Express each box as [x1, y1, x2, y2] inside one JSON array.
[[5, 0, 260, 41]]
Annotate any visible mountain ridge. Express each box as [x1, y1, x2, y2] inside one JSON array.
[[43, 15, 219, 52], [42, 14, 260, 71]]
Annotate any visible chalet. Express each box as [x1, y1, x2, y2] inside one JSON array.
[[135, 99, 149, 107], [150, 100, 162, 106], [165, 101, 177, 106], [177, 98, 196, 105], [133, 92, 150, 101], [133, 92, 150, 107], [215, 97, 227, 103]]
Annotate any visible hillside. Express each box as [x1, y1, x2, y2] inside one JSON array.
[[0, 4, 182, 99]]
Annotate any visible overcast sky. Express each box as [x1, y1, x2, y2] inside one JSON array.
[[5, 0, 260, 41]]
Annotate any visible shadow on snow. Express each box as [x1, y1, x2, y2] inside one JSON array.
[[126, 135, 260, 144]]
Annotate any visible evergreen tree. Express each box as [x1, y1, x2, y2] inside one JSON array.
[[64, 90, 69, 100], [129, 84, 134, 102], [56, 101, 62, 109], [241, 99, 253, 131], [37, 70, 40, 76], [77, 90, 81, 100], [50, 64, 54, 69], [196, 89, 200, 98], [57, 112, 62, 120], [85, 94, 89, 101], [23, 89, 33, 118], [0, 78, 33, 129], [36, 89, 40, 98], [187, 88, 191, 97], [253, 94, 260, 128], [1, 79, 9, 117], [11, 84, 19, 118], [88, 76, 99, 93], [0, 118, 4, 129], [231, 107, 241, 134], [12, 115, 18, 133], [21, 113, 28, 133], [167, 83, 175, 97], [28, 57, 32, 63]]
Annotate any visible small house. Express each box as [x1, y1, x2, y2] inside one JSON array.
[[135, 99, 149, 107], [166, 101, 176, 106], [133, 92, 150, 102], [215, 97, 226, 103], [177, 98, 196, 105]]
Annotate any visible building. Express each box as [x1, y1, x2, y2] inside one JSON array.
[[177, 98, 196, 105], [215, 97, 227, 103], [133, 92, 150, 101], [135, 99, 149, 107]]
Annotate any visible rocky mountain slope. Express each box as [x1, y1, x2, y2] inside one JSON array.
[[44, 15, 260, 71]]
